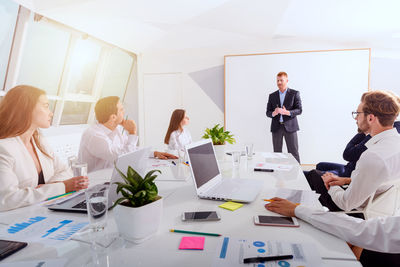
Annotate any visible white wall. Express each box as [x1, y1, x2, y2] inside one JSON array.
[[141, 38, 400, 163]]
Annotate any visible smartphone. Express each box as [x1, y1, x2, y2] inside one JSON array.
[[254, 215, 299, 227], [182, 211, 221, 221], [0, 239, 28, 260]]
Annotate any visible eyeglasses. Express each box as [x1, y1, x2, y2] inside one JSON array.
[[352, 111, 368, 119]]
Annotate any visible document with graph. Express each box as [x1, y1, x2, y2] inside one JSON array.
[[0, 214, 89, 244], [213, 237, 323, 267]]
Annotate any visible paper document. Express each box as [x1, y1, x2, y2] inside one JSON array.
[[147, 158, 174, 168], [213, 237, 323, 267], [255, 162, 293, 171], [263, 188, 321, 207], [0, 259, 68, 267], [261, 152, 288, 159], [0, 215, 89, 244]]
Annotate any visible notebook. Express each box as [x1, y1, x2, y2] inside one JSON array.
[[185, 139, 263, 203], [48, 147, 150, 213]]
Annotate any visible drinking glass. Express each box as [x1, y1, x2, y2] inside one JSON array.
[[232, 151, 241, 167], [72, 162, 88, 177], [68, 156, 78, 168], [245, 143, 254, 160], [85, 184, 109, 232]]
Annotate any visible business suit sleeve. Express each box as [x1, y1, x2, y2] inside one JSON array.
[[342, 134, 371, 162], [288, 91, 302, 117], [266, 93, 275, 118], [0, 150, 65, 211]]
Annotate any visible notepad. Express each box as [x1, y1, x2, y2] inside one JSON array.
[[178, 236, 205, 250], [218, 201, 244, 211]]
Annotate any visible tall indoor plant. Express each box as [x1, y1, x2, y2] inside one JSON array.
[[202, 124, 236, 160], [112, 166, 163, 243]]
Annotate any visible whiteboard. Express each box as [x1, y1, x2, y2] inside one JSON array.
[[225, 49, 370, 164]]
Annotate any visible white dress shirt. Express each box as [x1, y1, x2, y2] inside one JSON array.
[[0, 136, 70, 211], [328, 128, 400, 211], [295, 205, 400, 253], [168, 128, 192, 152], [78, 123, 139, 173]]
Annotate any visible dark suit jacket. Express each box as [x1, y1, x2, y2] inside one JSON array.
[[342, 133, 371, 177], [266, 88, 302, 133]]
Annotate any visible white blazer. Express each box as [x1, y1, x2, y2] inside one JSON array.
[[168, 128, 192, 152], [0, 136, 72, 211]]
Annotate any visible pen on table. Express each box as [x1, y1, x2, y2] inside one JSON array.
[[243, 255, 293, 264], [121, 115, 128, 135], [171, 161, 176, 166], [47, 191, 75, 201], [263, 199, 300, 205], [169, 229, 221, 237]]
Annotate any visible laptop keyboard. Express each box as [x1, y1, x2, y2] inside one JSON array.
[[72, 200, 87, 209]]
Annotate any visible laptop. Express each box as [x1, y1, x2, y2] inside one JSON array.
[[48, 147, 150, 213], [185, 139, 263, 203]]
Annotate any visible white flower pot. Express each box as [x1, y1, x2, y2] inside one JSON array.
[[213, 144, 226, 161], [114, 197, 163, 243]]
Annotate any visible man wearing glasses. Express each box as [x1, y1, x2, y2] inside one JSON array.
[[266, 90, 400, 266], [304, 91, 400, 212]]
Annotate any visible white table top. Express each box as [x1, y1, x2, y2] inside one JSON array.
[[0, 153, 359, 266]]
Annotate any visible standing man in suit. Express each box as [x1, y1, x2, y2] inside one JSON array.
[[266, 72, 302, 163]]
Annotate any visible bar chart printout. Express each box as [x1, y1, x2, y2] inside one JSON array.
[[1, 215, 88, 244]]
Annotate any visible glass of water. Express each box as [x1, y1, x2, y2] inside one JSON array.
[[85, 184, 109, 232], [72, 162, 88, 177], [245, 143, 254, 160], [232, 151, 241, 168]]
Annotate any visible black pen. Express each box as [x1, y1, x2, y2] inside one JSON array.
[[243, 255, 293, 264], [254, 168, 274, 172], [171, 161, 176, 166]]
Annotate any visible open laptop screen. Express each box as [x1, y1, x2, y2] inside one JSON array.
[[187, 141, 220, 188]]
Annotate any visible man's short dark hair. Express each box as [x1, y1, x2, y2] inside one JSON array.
[[361, 90, 400, 127], [95, 96, 120, 123]]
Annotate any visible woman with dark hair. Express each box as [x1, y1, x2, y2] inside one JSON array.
[[0, 85, 88, 211], [164, 109, 192, 152]]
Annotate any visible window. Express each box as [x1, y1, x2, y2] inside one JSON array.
[[17, 19, 70, 95], [4, 7, 137, 126], [0, 0, 19, 89]]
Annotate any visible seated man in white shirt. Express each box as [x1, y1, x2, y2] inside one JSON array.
[[306, 90, 400, 212], [79, 96, 176, 172], [266, 90, 400, 267]]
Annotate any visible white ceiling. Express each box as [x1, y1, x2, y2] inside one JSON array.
[[13, 0, 400, 54]]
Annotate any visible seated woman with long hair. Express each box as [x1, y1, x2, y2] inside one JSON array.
[[0, 85, 89, 211], [164, 109, 192, 153]]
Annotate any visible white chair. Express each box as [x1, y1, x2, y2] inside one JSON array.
[[344, 178, 400, 219]]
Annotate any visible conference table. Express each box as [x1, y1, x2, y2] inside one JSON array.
[[0, 153, 362, 266]]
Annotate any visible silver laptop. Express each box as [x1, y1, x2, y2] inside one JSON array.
[[185, 139, 263, 203], [48, 147, 150, 212]]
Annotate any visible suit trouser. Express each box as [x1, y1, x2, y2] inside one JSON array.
[[305, 170, 342, 211], [272, 124, 300, 163]]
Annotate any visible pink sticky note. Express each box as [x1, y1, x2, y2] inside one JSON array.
[[179, 236, 205, 250]]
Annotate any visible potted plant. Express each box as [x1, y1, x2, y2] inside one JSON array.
[[112, 166, 163, 243], [202, 124, 236, 160]]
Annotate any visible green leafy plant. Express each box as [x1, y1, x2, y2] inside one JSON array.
[[111, 166, 161, 208], [202, 124, 236, 145]]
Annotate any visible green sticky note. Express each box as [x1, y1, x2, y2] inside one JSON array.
[[219, 201, 244, 211]]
